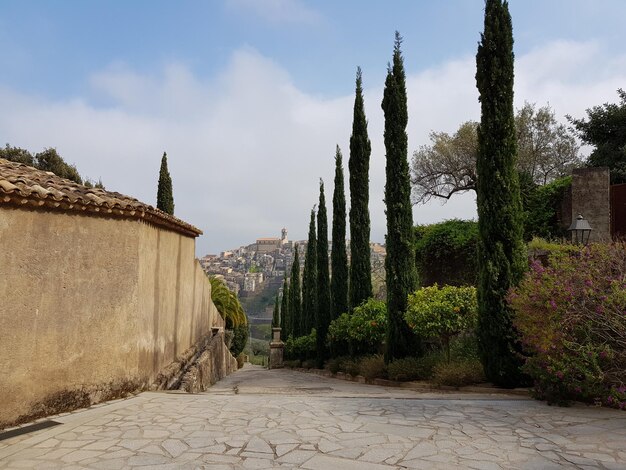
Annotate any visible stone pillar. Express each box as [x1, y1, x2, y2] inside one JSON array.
[[571, 167, 611, 242], [269, 327, 284, 369]]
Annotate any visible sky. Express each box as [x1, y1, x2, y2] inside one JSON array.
[[1, 0, 626, 255]]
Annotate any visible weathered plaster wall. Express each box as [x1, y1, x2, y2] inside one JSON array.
[[0, 207, 227, 428], [136, 222, 223, 380]]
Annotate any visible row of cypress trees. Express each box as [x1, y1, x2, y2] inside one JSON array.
[[278, 33, 416, 364], [278, 0, 526, 386]]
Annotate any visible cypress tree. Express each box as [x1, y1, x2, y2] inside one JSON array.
[[382, 32, 419, 362], [349, 67, 373, 310], [302, 209, 318, 336], [288, 245, 301, 339], [272, 294, 280, 328], [156, 152, 174, 215], [316, 180, 331, 367], [280, 276, 289, 340], [331, 146, 349, 320], [475, 0, 526, 387]]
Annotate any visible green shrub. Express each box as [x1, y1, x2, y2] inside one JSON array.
[[343, 359, 361, 377], [328, 299, 387, 356], [301, 359, 316, 369], [510, 243, 626, 408], [359, 355, 387, 380], [230, 324, 249, 357], [431, 359, 485, 387], [414, 219, 478, 287], [449, 333, 480, 361], [387, 354, 442, 381], [405, 285, 477, 362], [328, 312, 351, 352], [284, 330, 317, 361], [283, 359, 301, 368], [325, 357, 345, 374], [523, 176, 571, 241], [527, 237, 577, 254]]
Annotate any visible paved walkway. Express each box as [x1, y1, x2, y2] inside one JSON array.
[[1, 365, 625, 469]]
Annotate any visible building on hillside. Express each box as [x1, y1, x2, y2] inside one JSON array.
[[256, 237, 281, 253]]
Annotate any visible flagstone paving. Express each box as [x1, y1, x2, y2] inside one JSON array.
[[1, 364, 625, 469]]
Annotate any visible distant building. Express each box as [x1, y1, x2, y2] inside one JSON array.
[[256, 237, 281, 253]]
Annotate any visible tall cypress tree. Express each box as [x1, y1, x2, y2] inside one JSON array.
[[302, 209, 318, 336], [288, 245, 301, 339], [475, 0, 526, 387], [382, 32, 419, 362], [331, 146, 349, 319], [156, 152, 174, 215], [349, 67, 373, 310], [316, 180, 331, 367], [280, 276, 289, 340], [272, 294, 280, 328]]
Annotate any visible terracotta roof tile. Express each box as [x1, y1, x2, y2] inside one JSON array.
[[0, 158, 202, 238]]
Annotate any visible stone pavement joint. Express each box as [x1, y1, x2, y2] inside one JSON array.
[[0, 364, 625, 469]]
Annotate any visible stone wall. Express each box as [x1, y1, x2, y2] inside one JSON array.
[[571, 167, 611, 242], [179, 332, 239, 393], [0, 206, 232, 428]]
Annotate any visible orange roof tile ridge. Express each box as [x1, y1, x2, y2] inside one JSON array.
[[0, 158, 202, 238]]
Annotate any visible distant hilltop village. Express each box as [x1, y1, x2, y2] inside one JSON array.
[[200, 228, 386, 299], [200, 229, 293, 295]]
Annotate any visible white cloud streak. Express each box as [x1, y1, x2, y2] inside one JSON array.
[[225, 0, 322, 25], [1, 40, 625, 255]]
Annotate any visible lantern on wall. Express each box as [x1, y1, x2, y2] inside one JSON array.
[[568, 214, 593, 245]]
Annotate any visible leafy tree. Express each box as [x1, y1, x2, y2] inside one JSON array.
[[208, 276, 247, 328], [230, 325, 249, 357], [475, 0, 527, 387], [280, 276, 289, 339], [328, 298, 387, 357], [316, 180, 331, 366], [523, 176, 572, 240], [288, 245, 302, 339], [157, 152, 174, 215], [284, 329, 317, 361], [1, 144, 104, 186], [406, 285, 478, 363], [349, 67, 373, 309], [331, 146, 349, 320], [516, 102, 580, 184], [411, 122, 479, 203], [382, 32, 419, 361], [272, 294, 280, 328], [410, 103, 581, 203], [0, 144, 35, 166], [414, 219, 478, 287], [568, 89, 626, 183], [302, 210, 317, 337], [36, 148, 83, 184]]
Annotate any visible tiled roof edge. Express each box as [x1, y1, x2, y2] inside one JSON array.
[[0, 159, 202, 238]]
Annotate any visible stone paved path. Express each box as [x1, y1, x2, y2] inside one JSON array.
[[1, 364, 625, 469]]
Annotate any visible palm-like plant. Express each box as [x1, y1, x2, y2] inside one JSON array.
[[209, 277, 248, 328]]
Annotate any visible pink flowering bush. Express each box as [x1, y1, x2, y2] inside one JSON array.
[[509, 243, 626, 408]]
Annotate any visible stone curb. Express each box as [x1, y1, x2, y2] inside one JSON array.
[[289, 367, 531, 397]]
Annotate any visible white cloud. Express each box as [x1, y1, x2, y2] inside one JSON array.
[[225, 0, 322, 26], [1, 40, 625, 255]]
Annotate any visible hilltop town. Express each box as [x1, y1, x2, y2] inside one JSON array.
[[199, 229, 387, 321]]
